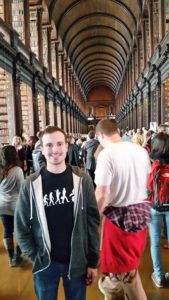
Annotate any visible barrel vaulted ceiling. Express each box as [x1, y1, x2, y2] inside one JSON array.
[[46, 0, 142, 97]]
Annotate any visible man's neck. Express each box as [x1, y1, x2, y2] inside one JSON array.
[[104, 134, 122, 147], [46, 163, 67, 174]]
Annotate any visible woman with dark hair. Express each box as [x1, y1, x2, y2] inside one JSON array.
[[148, 132, 169, 287], [0, 145, 27, 267], [12, 135, 27, 176]]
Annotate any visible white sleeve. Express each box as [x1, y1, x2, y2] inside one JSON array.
[[95, 150, 113, 186]]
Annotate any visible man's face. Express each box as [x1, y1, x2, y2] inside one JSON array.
[[41, 131, 68, 167]]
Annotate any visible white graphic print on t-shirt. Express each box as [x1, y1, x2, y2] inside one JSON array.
[[43, 188, 75, 206]]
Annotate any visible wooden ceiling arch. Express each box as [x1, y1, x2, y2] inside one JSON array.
[[85, 81, 116, 95], [81, 69, 120, 87], [47, 0, 140, 95], [56, 0, 137, 35], [86, 81, 116, 92], [79, 63, 121, 85], [77, 59, 121, 92], [66, 25, 130, 59], [84, 75, 118, 88], [83, 73, 119, 88], [73, 44, 126, 70], [78, 58, 122, 86], [75, 51, 124, 76], [69, 35, 127, 62], [61, 13, 133, 47], [83, 76, 119, 91]]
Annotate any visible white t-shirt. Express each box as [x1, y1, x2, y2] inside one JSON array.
[[95, 141, 151, 207]]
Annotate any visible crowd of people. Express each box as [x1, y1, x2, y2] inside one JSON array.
[[0, 121, 169, 300]]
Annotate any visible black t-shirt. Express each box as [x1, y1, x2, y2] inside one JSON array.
[[41, 165, 74, 264]]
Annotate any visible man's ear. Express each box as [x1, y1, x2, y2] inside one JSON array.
[[100, 132, 104, 139]]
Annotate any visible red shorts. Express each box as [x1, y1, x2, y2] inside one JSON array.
[[100, 218, 147, 274]]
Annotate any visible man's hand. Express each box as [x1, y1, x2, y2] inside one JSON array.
[[86, 267, 98, 286]]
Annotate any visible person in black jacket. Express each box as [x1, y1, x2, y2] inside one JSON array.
[[67, 136, 79, 166], [84, 130, 99, 185]]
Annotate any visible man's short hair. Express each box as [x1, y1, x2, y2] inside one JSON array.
[[40, 126, 67, 145], [88, 130, 95, 139], [95, 119, 118, 136]]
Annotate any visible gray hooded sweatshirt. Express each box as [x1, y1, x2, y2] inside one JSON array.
[[14, 166, 100, 278]]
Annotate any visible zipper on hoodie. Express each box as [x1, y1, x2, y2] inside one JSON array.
[[68, 177, 82, 279], [30, 179, 51, 273]]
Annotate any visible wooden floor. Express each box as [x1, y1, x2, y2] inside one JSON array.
[[0, 221, 169, 300]]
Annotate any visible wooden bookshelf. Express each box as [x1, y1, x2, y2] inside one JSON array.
[[20, 82, 33, 137], [163, 79, 169, 123], [37, 94, 46, 130], [0, 69, 9, 144], [143, 97, 149, 128]]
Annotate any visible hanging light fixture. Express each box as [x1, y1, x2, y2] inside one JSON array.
[[87, 114, 94, 121]]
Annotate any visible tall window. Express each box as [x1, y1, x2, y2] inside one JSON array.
[[30, 9, 38, 58], [42, 28, 48, 69], [0, 0, 4, 20], [138, 37, 144, 73], [58, 53, 63, 86], [46, 100, 54, 125], [51, 43, 56, 78], [12, 0, 25, 42], [153, 0, 160, 48], [165, 0, 169, 33], [145, 20, 150, 61], [134, 47, 138, 80]]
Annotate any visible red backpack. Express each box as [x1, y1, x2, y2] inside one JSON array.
[[147, 161, 169, 211]]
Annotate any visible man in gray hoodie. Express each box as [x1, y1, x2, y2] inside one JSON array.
[[14, 126, 100, 300]]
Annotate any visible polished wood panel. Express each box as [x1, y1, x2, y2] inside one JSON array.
[[0, 220, 168, 300]]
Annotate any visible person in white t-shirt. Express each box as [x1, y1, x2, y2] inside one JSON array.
[[95, 119, 151, 300]]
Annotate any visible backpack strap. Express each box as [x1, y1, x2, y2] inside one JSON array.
[[147, 161, 160, 192]]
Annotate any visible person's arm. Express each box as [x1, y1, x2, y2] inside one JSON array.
[[86, 267, 98, 285], [85, 176, 100, 281], [95, 150, 112, 213], [14, 181, 37, 260], [15, 167, 24, 192], [95, 185, 110, 214]]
